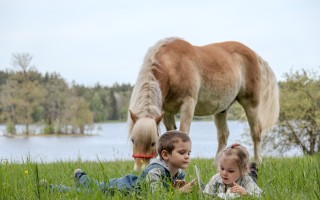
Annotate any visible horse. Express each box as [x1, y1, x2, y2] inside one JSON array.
[[128, 37, 279, 170]]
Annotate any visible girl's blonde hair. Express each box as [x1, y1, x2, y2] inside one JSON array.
[[218, 143, 250, 176]]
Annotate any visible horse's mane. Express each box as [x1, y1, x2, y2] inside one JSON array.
[[128, 37, 180, 134]]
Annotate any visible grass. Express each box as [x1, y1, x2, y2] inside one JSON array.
[[0, 155, 319, 199]]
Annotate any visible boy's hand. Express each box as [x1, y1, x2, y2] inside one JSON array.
[[230, 182, 247, 195], [178, 178, 197, 193], [173, 180, 186, 188]]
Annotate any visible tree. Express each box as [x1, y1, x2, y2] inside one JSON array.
[[0, 79, 19, 135], [262, 69, 320, 155], [90, 91, 107, 122], [42, 73, 69, 134], [115, 90, 132, 120], [9, 53, 44, 135], [107, 89, 118, 120], [64, 94, 93, 134], [14, 79, 43, 134], [0, 70, 13, 85], [11, 52, 34, 73]]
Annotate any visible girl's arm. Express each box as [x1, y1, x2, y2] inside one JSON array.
[[236, 176, 263, 197], [244, 180, 263, 196], [230, 182, 247, 195], [203, 174, 221, 196]]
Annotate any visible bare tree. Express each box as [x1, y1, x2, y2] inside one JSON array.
[[262, 69, 320, 155], [11, 53, 34, 73]]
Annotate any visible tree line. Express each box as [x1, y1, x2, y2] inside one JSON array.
[[0, 53, 133, 135], [0, 53, 319, 155]]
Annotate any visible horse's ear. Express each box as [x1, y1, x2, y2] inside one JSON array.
[[129, 109, 138, 123], [155, 112, 163, 125]]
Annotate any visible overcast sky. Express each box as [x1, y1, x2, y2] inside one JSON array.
[[1, 0, 319, 86]]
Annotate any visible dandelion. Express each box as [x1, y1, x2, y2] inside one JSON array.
[[24, 170, 29, 176], [1, 159, 8, 165]]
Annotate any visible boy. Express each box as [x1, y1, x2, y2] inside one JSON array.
[[46, 130, 196, 193]]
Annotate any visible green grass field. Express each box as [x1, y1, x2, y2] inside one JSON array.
[[0, 155, 319, 199]]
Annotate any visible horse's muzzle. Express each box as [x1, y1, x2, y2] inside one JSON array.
[[132, 153, 156, 159]]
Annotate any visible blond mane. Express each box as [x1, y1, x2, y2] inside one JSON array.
[[128, 37, 179, 135]]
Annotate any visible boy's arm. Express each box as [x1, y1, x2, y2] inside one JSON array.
[[145, 168, 166, 192], [178, 178, 197, 193]]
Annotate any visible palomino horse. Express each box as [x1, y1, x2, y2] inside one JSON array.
[[128, 37, 279, 170]]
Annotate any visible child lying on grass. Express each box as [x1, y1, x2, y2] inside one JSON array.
[[42, 130, 196, 194], [203, 143, 262, 198]]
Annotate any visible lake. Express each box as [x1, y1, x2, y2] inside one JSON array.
[[0, 121, 300, 163]]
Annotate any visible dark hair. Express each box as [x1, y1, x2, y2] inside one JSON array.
[[218, 143, 250, 176], [157, 130, 191, 159]]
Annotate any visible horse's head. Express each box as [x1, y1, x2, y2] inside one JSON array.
[[129, 110, 162, 171]]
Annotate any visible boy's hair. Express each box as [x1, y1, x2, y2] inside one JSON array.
[[157, 130, 191, 160], [218, 143, 250, 176]]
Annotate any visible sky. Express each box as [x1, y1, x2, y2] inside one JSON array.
[[1, 0, 320, 86]]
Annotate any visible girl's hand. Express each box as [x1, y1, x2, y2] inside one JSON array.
[[178, 178, 197, 193], [230, 182, 248, 195]]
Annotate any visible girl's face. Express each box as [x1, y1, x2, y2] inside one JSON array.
[[219, 154, 241, 186]]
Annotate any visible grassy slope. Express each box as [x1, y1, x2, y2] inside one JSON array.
[[0, 155, 319, 199]]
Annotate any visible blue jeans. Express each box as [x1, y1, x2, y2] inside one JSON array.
[[50, 174, 139, 193]]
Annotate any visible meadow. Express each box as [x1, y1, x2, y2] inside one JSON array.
[[0, 155, 319, 199]]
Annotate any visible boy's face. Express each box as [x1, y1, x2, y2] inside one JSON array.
[[219, 154, 241, 186], [162, 139, 191, 171]]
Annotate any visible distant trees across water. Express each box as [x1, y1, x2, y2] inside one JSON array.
[[0, 53, 319, 155], [0, 53, 133, 135]]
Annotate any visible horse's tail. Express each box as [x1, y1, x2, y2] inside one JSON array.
[[257, 55, 280, 132]]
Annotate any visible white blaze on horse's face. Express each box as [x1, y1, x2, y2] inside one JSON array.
[[130, 117, 159, 171], [133, 158, 148, 171]]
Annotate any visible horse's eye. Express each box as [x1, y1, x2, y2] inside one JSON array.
[[151, 142, 156, 147], [131, 138, 134, 144]]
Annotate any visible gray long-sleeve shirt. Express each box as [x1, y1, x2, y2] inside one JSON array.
[[204, 173, 262, 197]]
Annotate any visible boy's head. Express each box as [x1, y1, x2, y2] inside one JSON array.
[[157, 130, 191, 160]]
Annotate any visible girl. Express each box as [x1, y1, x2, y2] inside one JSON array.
[[204, 143, 262, 198]]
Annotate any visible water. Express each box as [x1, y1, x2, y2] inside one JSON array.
[[0, 121, 298, 163]]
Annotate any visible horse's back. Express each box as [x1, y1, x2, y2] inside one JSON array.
[[153, 39, 257, 115], [154, 39, 260, 90], [204, 41, 263, 103]]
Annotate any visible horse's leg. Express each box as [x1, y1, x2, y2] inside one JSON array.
[[241, 103, 262, 162], [178, 97, 197, 134], [213, 111, 229, 164], [247, 109, 262, 163], [163, 112, 177, 130]]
